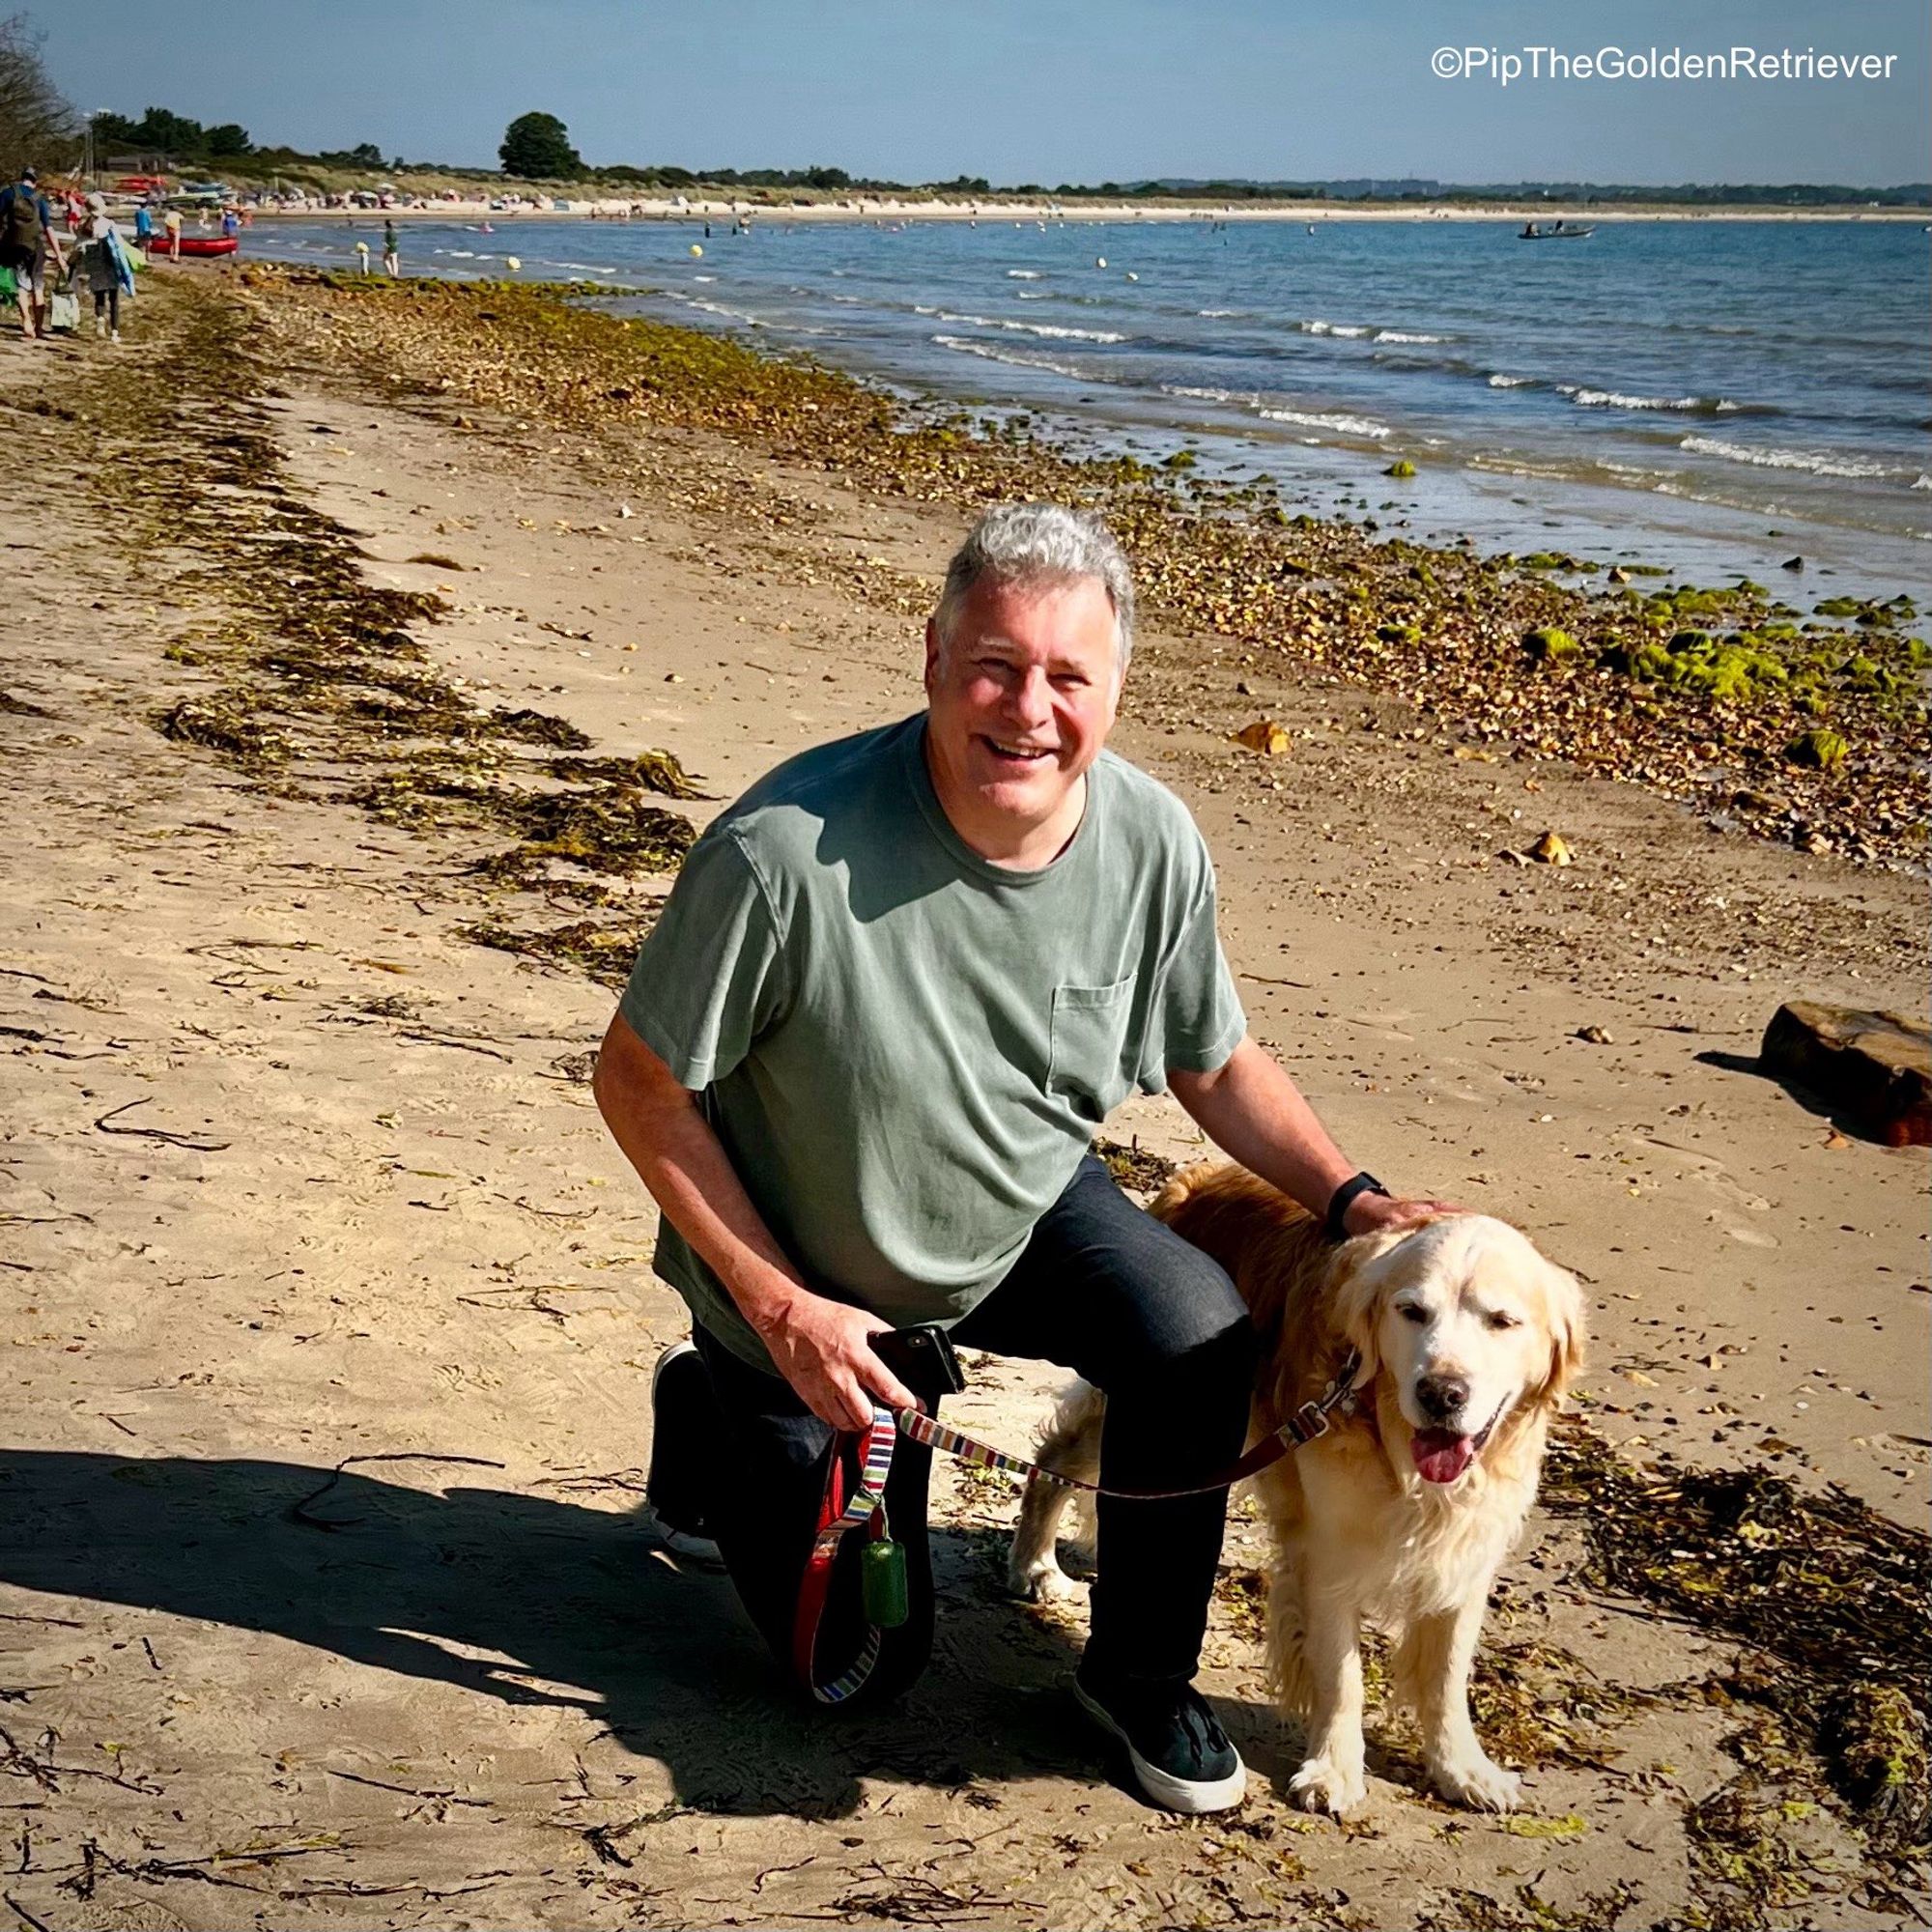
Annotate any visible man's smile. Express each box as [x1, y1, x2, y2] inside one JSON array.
[[979, 735, 1057, 767]]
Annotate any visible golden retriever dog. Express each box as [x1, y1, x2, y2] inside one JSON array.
[[1007, 1161, 1585, 1815]]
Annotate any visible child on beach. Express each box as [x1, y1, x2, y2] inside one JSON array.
[[69, 194, 134, 342]]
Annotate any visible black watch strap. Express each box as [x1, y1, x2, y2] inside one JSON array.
[[1325, 1171, 1390, 1241]]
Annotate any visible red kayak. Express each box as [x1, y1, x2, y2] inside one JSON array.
[[144, 234, 238, 257]]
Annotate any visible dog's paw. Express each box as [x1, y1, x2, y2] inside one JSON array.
[[1429, 1749, 1522, 1812], [1289, 1753, 1368, 1817], [1006, 1554, 1083, 1604]]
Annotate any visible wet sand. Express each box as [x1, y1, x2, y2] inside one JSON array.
[[0, 271, 1924, 1929]]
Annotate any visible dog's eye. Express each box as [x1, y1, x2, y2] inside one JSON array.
[[1398, 1304, 1428, 1325], [1486, 1310, 1521, 1331]]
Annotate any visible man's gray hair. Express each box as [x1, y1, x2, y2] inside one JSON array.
[[933, 503, 1136, 676]]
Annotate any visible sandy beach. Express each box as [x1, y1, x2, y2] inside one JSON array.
[[0, 268, 1924, 1929]]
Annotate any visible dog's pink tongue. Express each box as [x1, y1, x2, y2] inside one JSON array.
[[1412, 1429, 1475, 1484]]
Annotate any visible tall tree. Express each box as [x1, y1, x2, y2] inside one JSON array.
[[498, 111, 582, 180], [203, 122, 252, 157], [0, 13, 75, 178]]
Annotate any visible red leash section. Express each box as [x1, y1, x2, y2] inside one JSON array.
[[790, 1354, 1362, 1704], [792, 1407, 903, 1705]]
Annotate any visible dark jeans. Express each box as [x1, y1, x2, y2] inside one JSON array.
[[684, 1153, 1256, 1705]]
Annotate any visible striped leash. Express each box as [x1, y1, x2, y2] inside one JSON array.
[[793, 1350, 1362, 1704]]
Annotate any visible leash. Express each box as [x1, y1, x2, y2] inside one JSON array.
[[791, 1351, 1363, 1704], [896, 1347, 1365, 1500]]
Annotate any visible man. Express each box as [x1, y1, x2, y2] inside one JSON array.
[[0, 167, 65, 342], [382, 218, 400, 278], [595, 503, 1431, 1814]]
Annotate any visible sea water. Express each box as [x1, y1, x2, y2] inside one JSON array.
[[260, 214, 1930, 600]]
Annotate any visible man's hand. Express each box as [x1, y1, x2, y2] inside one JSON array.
[[1343, 1190, 1460, 1237], [758, 1290, 921, 1433]]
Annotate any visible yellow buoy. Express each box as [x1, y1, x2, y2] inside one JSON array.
[[690, 242, 703, 257], [504, 254, 521, 271]]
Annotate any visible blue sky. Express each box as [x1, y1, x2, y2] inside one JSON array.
[[45, 0, 1929, 185]]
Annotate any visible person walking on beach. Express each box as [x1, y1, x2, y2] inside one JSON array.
[[133, 201, 152, 246], [382, 218, 400, 277], [68, 193, 134, 342], [0, 167, 66, 341], [161, 205, 183, 261], [596, 503, 1434, 1813]]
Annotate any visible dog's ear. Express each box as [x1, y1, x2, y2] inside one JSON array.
[[1535, 1261, 1588, 1406], [1326, 1229, 1411, 1387]]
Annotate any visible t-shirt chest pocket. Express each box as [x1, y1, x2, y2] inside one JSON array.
[[1046, 977, 1137, 1122]]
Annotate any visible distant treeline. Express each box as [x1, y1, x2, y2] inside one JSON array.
[[88, 105, 1928, 205]]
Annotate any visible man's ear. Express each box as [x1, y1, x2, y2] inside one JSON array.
[[923, 616, 942, 694]]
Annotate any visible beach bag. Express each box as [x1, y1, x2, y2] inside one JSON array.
[[48, 290, 79, 333], [0, 263, 14, 299]]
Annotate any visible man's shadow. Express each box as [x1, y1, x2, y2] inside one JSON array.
[[0, 1448, 1281, 1820]]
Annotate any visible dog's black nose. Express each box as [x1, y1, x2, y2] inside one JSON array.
[[1416, 1374, 1469, 1422]]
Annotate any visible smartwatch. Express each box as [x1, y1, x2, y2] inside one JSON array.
[[1325, 1171, 1391, 1241]]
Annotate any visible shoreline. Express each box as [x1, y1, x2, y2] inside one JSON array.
[[239, 264, 1928, 873], [242, 197, 1932, 224], [1, 269, 1924, 1927]]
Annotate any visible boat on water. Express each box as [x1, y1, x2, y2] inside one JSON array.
[[1519, 220, 1595, 240], [144, 235, 239, 258]]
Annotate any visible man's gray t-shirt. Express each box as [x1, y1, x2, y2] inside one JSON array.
[[618, 714, 1245, 1369]]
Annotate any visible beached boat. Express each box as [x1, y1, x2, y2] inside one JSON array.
[[1518, 221, 1595, 241], [144, 235, 239, 258]]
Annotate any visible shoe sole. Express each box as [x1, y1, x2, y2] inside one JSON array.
[[1073, 1681, 1247, 1814], [645, 1510, 725, 1569]]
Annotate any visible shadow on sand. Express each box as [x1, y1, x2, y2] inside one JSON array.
[[0, 1449, 1290, 1819]]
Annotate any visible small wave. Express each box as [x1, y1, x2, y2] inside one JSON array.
[[1914, 474, 1932, 492], [1198, 307, 1242, 318], [931, 308, 1127, 342], [1298, 319, 1370, 338], [447, 248, 475, 258], [1560, 384, 1748, 415], [1257, 407, 1391, 440], [692, 273, 715, 283], [1373, 329, 1446, 344], [1006, 269, 1043, 278], [670, 294, 763, 327], [930, 333, 1090, 380], [1680, 435, 1896, 480], [1487, 372, 1536, 388], [1163, 383, 1256, 406]]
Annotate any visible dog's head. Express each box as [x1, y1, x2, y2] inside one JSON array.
[[1331, 1216, 1585, 1487]]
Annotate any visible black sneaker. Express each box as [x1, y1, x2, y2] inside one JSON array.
[[646, 1342, 724, 1566], [1073, 1667, 1246, 1813]]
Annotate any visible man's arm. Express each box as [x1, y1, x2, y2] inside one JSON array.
[[592, 1011, 917, 1429], [1168, 1037, 1442, 1236]]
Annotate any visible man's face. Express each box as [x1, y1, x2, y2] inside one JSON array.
[[923, 574, 1122, 840]]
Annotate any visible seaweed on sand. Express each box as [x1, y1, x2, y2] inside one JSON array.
[[1544, 1415, 1931, 1914], [462, 913, 662, 989], [62, 276, 695, 983]]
